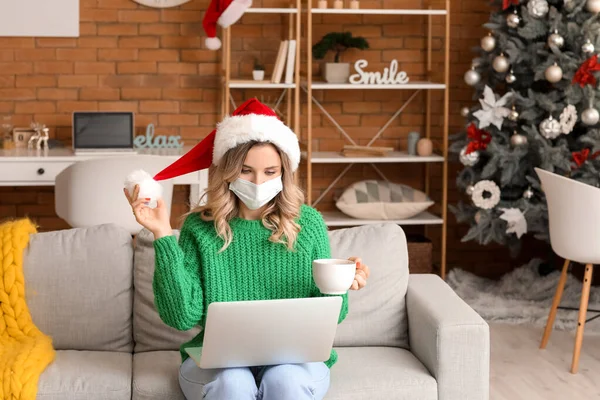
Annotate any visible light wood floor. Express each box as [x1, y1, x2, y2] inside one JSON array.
[[490, 323, 600, 399]]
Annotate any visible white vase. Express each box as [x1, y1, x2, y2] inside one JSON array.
[[252, 70, 265, 81], [323, 63, 350, 83]]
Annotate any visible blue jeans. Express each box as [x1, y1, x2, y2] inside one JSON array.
[[178, 357, 331, 400]]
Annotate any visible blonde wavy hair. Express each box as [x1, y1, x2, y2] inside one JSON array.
[[185, 141, 304, 252]]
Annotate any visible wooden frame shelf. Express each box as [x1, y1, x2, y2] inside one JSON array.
[[321, 211, 444, 227], [307, 151, 445, 164], [310, 8, 447, 15]]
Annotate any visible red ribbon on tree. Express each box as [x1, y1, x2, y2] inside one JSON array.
[[572, 148, 600, 168], [502, 0, 519, 10], [465, 123, 491, 154], [572, 54, 600, 87]]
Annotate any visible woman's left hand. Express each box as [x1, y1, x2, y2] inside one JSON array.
[[348, 257, 370, 290]]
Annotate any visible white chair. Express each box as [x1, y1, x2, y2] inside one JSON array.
[[536, 167, 600, 373], [55, 155, 175, 235]]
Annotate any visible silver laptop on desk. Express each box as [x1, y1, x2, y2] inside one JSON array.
[[72, 111, 138, 155], [185, 297, 343, 369]]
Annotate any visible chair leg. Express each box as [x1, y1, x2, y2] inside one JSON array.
[[540, 259, 570, 349], [571, 264, 594, 374]]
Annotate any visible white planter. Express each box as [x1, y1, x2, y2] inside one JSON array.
[[252, 70, 265, 81], [323, 63, 350, 84]]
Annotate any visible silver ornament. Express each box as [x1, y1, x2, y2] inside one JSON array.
[[493, 54, 510, 73], [481, 34, 496, 52], [528, 0, 549, 18], [587, 0, 600, 13], [523, 187, 534, 199], [545, 63, 563, 83], [539, 116, 561, 139], [464, 67, 481, 86], [460, 107, 470, 117], [582, 39, 595, 54], [547, 31, 564, 48], [459, 146, 480, 166], [506, 70, 517, 84], [582, 107, 600, 126], [508, 106, 519, 121], [507, 12, 520, 28], [466, 185, 475, 196], [510, 132, 528, 146]]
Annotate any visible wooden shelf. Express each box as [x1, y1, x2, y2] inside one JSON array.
[[307, 81, 446, 90], [311, 8, 447, 15], [228, 80, 296, 89], [321, 210, 443, 227], [307, 151, 444, 163], [246, 7, 299, 13]]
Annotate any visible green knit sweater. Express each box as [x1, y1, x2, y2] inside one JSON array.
[[152, 204, 349, 369]]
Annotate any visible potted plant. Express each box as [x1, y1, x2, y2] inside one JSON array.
[[312, 32, 369, 83], [252, 58, 265, 81]]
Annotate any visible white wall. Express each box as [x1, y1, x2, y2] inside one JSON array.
[[0, 0, 79, 37]]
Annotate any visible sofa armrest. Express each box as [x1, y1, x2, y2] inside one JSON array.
[[407, 274, 490, 400]]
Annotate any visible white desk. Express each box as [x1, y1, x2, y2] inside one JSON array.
[[0, 146, 209, 206]]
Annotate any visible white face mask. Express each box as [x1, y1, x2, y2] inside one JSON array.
[[229, 175, 283, 210]]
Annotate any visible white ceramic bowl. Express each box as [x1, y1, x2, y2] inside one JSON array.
[[312, 258, 356, 295]]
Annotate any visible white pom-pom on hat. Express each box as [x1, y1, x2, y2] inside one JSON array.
[[205, 37, 222, 50], [124, 169, 163, 209]]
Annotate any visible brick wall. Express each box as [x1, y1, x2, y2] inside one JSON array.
[[0, 0, 551, 278]]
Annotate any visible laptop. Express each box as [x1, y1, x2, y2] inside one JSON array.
[[72, 111, 137, 155], [185, 297, 343, 369]]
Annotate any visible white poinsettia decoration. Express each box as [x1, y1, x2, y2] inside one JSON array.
[[471, 179, 501, 209], [499, 208, 528, 238], [473, 85, 513, 130], [559, 104, 577, 134]]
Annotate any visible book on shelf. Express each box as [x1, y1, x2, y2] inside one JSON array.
[[270, 39, 296, 84]]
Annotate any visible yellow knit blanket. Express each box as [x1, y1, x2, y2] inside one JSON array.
[[0, 219, 55, 400]]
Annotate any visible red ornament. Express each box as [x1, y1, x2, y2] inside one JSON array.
[[572, 54, 600, 88], [502, 0, 519, 10], [465, 123, 491, 154], [571, 148, 600, 168]]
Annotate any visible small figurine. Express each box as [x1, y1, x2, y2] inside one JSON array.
[[28, 122, 50, 150]]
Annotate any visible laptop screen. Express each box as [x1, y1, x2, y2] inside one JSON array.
[[73, 112, 134, 149]]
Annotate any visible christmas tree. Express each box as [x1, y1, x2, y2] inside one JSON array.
[[451, 0, 600, 256]]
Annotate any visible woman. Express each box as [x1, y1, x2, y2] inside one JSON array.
[[124, 99, 370, 400]]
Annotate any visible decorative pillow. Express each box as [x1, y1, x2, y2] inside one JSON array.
[[335, 180, 434, 220]]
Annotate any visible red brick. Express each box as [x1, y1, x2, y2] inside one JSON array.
[[160, 10, 202, 23], [141, 75, 179, 87], [0, 88, 35, 100], [16, 48, 56, 60], [80, 23, 98, 35], [37, 88, 78, 100], [0, 50, 14, 62], [139, 23, 180, 35], [181, 102, 218, 114], [160, 36, 202, 49], [36, 38, 78, 48], [78, 37, 119, 48], [163, 88, 202, 100], [121, 88, 162, 100], [15, 101, 56, 114], [80, 88, 120, 100], [117, 62, 157, 74], [0, 102, 14, 113], [140, 101, 180, 113], [81, 8, 119, 22], [0, 38, 34, 48], [15, 76, 56, 87], [139, 49, 179, 62], [0, 76, 14, 87], [180, 50, 218, 62], [97, 24, 138, 36], [56, 49, 97, 61], [98, 101, 138, 112], [57, 101, 99, 113], [75, 61, 116, 74], [58, 75, 99, 87], [119, 37, 160, 48], [158, 62, 197, 74], [97, 0, 137, 8], [98, 49, 138, 61], [158, 114, 199, 126], [0, 62, 33, 74], [118, 10, 160, 23]]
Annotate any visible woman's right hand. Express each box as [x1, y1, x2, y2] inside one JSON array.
[[124, 184, 173, 239]]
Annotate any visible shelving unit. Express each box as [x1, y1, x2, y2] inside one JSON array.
[[304, 1, 451, 278], [220, 4, 302, 136]]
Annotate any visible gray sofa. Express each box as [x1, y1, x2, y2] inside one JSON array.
[[22, 221, 490, 400]]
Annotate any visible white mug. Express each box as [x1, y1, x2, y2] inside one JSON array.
[[312, 258, 356, 295]]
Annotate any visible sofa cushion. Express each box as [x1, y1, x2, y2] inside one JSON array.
[[37, 350, 132, 400], [24, 224, 134, 352], [133, 228, 201, 352], [132, 351, 185, 400], [329, 223, 409, 348], [328, 347, 437, 400]]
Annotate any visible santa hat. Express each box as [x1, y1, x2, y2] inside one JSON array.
[[203, 0, 253, 50], [153, 98, 300, 182]]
